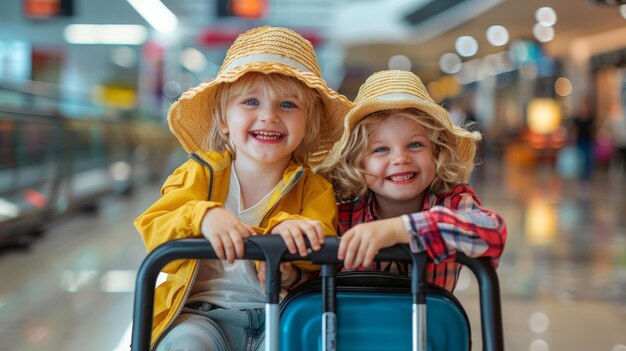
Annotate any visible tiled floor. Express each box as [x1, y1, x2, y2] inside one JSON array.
[[0, 158, 624, 350]]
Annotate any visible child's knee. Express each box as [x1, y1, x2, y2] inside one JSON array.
[[156, 315, 229, 351]]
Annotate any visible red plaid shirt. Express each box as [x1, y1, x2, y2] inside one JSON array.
[[337, 183, 506, 292]]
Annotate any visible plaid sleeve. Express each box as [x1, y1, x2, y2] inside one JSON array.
[[402, 184, 507, 265]]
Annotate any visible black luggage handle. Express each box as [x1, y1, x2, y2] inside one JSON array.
[[131, 236, 504, 351]]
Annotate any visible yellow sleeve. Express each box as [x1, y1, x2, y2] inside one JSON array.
[[133, 161, 221, 273]]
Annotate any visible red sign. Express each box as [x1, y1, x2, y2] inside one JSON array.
[[24, 0, 73, 19], [198, 27, 323, 48]]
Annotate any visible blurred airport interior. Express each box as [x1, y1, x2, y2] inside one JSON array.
[[0, 0, 625, 350]]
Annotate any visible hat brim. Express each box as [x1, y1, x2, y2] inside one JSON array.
[[317, 95, 478, 174], [168, 62, 352, 167]]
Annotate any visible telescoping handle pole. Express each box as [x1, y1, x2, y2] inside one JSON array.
[[403, 248, 429, 351], [247, 235, 288, 351], [321, 264, 337, 351]]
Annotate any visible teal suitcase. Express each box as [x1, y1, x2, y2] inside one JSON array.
[[280, 271, 471, 350]]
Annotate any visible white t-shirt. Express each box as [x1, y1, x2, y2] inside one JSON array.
[[187, 164, 278, 309]]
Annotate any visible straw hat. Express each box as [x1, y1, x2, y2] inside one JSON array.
[[319, 70, 480, 179], [167, 26, 351, 167]]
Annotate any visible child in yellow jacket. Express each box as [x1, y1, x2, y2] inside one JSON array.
[[134, 26, 351, 350]]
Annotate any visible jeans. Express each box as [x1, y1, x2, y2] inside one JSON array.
[[154, 301, 265, 351]]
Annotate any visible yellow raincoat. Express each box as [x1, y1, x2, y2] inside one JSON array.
[[133, 150, 337, 347]]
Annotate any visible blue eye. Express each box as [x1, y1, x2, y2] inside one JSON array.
[[373, 146, 389, 153], [280, 101, 297, 108], [408, 142, 422, 149], [244, 98, 258, 106]]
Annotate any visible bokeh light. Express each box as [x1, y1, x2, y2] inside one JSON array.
[[180, 47, 207, 73], [388, 54, 412, 71], [439, 53, 462, 74], [535, 7, 557, 26], [533, 23, 555, 43], [529, 312, 550, 334], [426, 81, 444, 103], [486, 25, 509, 46], [527, 98, 561, 134], [455, 35, 478, 57], [529, 339, 549, 351], [555, 77, 572, 97], [110, 46, 137, 68]]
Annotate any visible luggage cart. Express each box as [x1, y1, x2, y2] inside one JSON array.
[[131, 236, 503, 351]]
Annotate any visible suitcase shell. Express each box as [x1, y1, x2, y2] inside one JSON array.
[[280, 272, 470, 351]]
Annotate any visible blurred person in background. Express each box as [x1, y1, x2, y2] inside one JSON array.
[[607, 104, 626, 181], [571, 98, 596, 192]]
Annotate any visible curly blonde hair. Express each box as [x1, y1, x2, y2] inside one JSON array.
[[203, 72, 323, 165], [323, 108, 479, 201]]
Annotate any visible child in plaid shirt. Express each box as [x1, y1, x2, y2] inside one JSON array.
[[317, 70, 506, 291]]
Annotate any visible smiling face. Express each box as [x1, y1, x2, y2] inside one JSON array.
[[361, 113, 436, 208], [224, 76, 309, 171]]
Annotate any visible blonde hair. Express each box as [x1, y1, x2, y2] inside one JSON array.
[[324, 108, 478, 201], [204, 72, 323, 165]]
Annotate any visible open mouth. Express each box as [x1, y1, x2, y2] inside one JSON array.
[[250, 130, 285, 142], [386, 172, 416, 183]]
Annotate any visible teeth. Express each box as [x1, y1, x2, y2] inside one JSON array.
[[255, 131, 281, 136], [389, 174, 414, 181], [253, 131, 282, 140]]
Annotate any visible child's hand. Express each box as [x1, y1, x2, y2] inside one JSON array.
[[272, 219, 325, 257], [338, 217, 408, 269], [257, 261, 298, 291], [201, 208, 255, 264]]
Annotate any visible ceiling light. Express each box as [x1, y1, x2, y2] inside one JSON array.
[[180, 48, 207, 72], [439, 53, 462, 74], [486, 25, 509, 46], [535, 7, 557, 26], [388, 55, 412, 71], [64, 25, 148, 45], [533, 23, 555, 43], [127, 0, 178, 34], [455, 36, 478, 57]]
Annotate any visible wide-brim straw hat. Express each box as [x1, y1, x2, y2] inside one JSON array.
[[318, 70, 480, 179], [167, 26, 352, 167]]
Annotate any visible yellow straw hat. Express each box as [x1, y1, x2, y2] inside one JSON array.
[[167, 26, 352, 166], [319, 70, 481, 180]]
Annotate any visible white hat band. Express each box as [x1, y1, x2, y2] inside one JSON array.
[[364, 92, 431, 104], [221, 53, 313, 75]]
